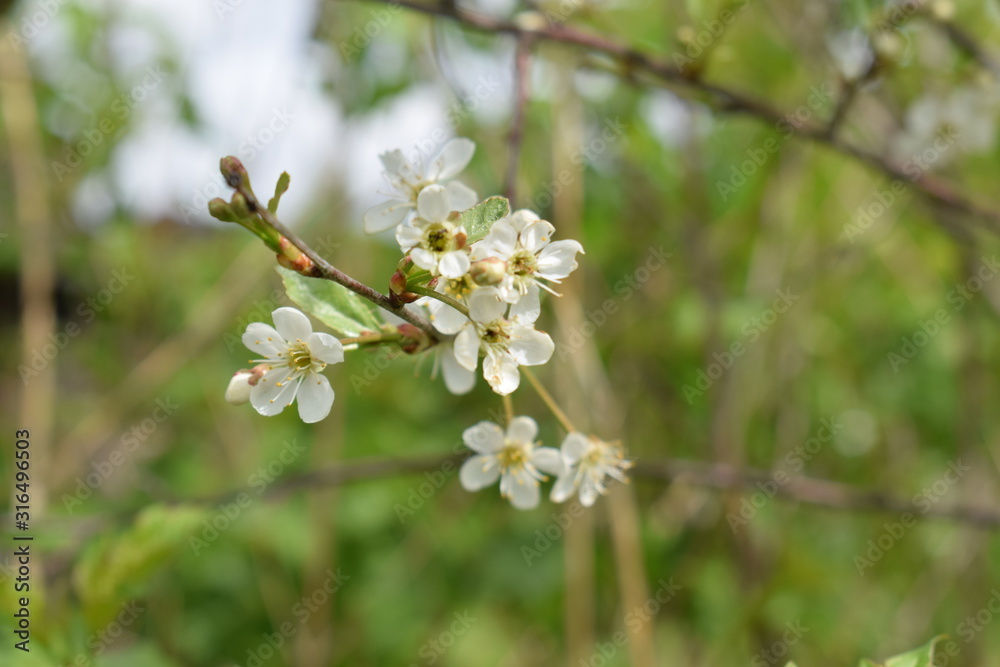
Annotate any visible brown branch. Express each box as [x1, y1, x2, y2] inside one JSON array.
[[179, 453, 1000, 529], [349, 0, 1000, 231], [504, 33, 533, 203], [230, 177, 438, 338]]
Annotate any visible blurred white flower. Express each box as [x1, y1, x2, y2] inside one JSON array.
[[892, 85, 1000, 162], [459, 417, 564, 509], [363, 137, 478, 234], [826, 29, 874, 81], [241, 307, 344, 423], [470, 209, 584, 304], [395, 184, 472, 279], [551, 433, 632, 506], [434, 286, 554, 395]]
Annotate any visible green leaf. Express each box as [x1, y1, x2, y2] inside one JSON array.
[[268, 171, 291, 214], [860, 636, 946, 667], [73, 505, 205, 628], [278, 266, 383, 337], [457, 196, 510, 244]]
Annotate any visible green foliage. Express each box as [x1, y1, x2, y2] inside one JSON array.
[[268, 171, 291, 214], [457, 195, 510, 244], [278, 266, 384, 336]]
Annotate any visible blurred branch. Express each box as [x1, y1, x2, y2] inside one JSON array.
[[933, 19, 1000, 77], [187, 453, 1000, 529], [349, 0, 1000, 231], [504, 33, 533, 204]]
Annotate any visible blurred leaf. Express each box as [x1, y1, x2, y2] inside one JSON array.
[[458, 196, 509, 244], [73, 505, 204, 628], [278, 266, 383, 336], [859, 636, 945, 667]]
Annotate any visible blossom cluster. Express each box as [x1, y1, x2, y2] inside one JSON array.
[[364, 138, 585, 396]]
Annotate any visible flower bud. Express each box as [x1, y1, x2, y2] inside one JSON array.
[[230, 191, 253, 219], [397, 324, 432, 354], [208, 198, 237, 222], [225, 371, 254, 405], [469, 257, 508, 286], [220, 155, 250, 190], [277, 237, 315, 275]]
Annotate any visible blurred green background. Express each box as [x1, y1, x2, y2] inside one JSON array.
[[3, 0, 1000, 665]]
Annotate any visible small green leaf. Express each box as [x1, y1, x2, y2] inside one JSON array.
[[278, 266, 383, 337], [860, 636, 946, 667], [457, 196, 510, 244], [268, 171, 291, 214]]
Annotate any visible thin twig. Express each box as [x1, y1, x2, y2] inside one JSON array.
[[504, 33, 533, 204], [522, 367, 577, 433], [349, 0, 1000, 231], [232, 179, 439, 337], [406, 283, 470, 316]]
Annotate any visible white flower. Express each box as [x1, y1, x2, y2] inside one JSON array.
[[826, 29, 873, 81], [395, 185, 471, 279], [363, 138, 478, 234], [241, 307, 344, 423], [459, 417, 564, 510], [892, 85, 1000, 163], [470, 209, 584, 304], [225, 371, 254, 405], [435, 286, 554, 395], [434, 341, 476, 395], [551, 434, 633, 507]]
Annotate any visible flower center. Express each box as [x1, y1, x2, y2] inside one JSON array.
[[510, 249, 537, 277], [443, 275, 476, 300], [424, 223, 454, 253], [497, 441, 528, 472], [479, 319, 511, 350], [288, 342, 316, 372]]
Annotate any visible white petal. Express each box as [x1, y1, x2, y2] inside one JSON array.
[[506, 416, 539, 445], [460, 455, 500, 491], [441, 346, 475, 394], [509, 327, 554, 366], [428, 137, 475, 181], [250, 367, 299, 416], [463, 421, 504, 454], [453, 326, 480, 371], [379, 149, 408, 176], [410, 248, 438, 272], [520, 219, 556, 254], [579, 481, 600, 507], [537, 239, 584, 280], [296, 373, 334, 423], [272, 307, 313, 342], [508, 209, 540, 232], [560, 432, 591, 464], [225, 372, 253, 405], [483, 353, 520, 395], [363, 199, 412, 234], [443, 180, 478, 212], [395, 222, 424, 252], [468, 286, 507, 323], [308, 332, 344, 365], [532, 447, 565, 476], [416, 184, 450, 222], [438, 251, 471, 279], [478, 220, 517, 259], [243, 322, 284, 358], [504, 473, 540, 510], [430, 301, 469, 335], [550, 471, 579, 504], [509, 285, 540, 323]]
